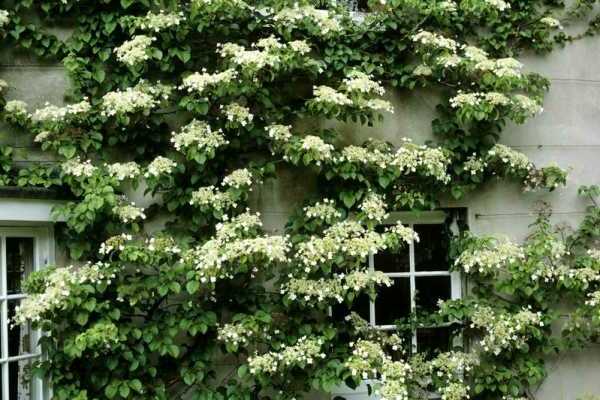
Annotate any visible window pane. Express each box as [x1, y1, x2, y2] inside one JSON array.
[[417, 327, 452, 356], [414, 224, 449, 271], [415, 276, 451, 314], [9, 359, 34, 400], [373, 247, 410, 273], [375, 278, 410, 325], [8, 300, 35, 358], [6, 238, 34, 295]]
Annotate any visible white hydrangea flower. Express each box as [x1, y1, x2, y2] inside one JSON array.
[[464, 45, 489, 63], [171, 120, 228, 152], [437, 54, 462, 68], [450, 92, 481, 108], [106, 162, 141, 181], [31, 99, 91, 122], [512, 94, 543, 116], [484, 0, 511, 11], [455, 238, 524, 274], [413, 64, 433, 76], [365, 99, 395, 113], [0, 9, 9, 27], [412, 30, 459, 52], [13, 262, 117, 325], [343, 70, 385, 95], [359, 192, 388, 222], [5, 100, 29, 117], [133, 10, 184, 32], [189, 186, 236, 210], [463, 154, 487, 175], [114, 35, 156, 66], [99, 233, 133, 255], [289, 40, 311, 55], [273, 5, 343, 35], [113, 202, 146, 223], [266, 124, 293, 142], [33, 131, 52, 143], [312, 85, 352, 106], [540, 17, 562, 29], [101, 85, 159, 116], [62, 157, 97, 178], [219, 42, 280, 71], [301, 135, 335, 163], [487, 144, 533, 173], [338, 145, 391, 169], [179, 68, 237, 94], [304, 199, 342, 221], [144, 156, 176, 177], [391, 142, 451, 183], [221, 103, 254, 126], [222, 168, 253, 189], [248, 336, 325, 375]]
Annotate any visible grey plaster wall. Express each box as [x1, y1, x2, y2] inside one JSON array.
[[1, 29, 599, 400]]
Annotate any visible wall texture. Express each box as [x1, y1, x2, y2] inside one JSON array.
[[1, 28, 599, 400]]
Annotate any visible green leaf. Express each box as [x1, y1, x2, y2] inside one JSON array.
[[75, 312, 89, 326]]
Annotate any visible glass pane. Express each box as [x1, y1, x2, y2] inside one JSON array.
[[417, 327, 452, 356], [374, 225, 410, 272], [373, 247, 410, 273], [415, 276, 451, 315], [8, 300, 35, 358], [6, 238, 34, 295], [9, 358, 33, 400], [375, 278, 410, 325], [414, 224, 449, 271]]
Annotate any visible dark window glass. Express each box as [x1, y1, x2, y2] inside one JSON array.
[[375, 278, 410, 325], [373, 247, 410, 273], [417, 327, 452, 356], [6, 237, 34, 295], [415, 276, 451, 314], [414, 224, 450, 271]]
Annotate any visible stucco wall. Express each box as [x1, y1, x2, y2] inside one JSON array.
[[1, 27, 599, 400]]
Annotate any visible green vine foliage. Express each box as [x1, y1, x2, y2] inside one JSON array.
[[0, 0, 599, 399]]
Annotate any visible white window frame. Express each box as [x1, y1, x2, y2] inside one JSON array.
[[0, 225, 54, 400], [368, 210, 462, 352]]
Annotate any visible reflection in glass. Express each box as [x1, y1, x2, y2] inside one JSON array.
[[415, 276, 451, 314], [375, 278, 410, 325], [7, 238, 34, 295], [414, 224, 449, 271]]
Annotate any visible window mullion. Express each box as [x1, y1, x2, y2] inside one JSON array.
[[1, 235, 8, 400], [368, 253, 375, 326], [409, 225, 417, 353]]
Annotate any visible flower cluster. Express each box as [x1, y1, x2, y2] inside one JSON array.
[[179, 69, 237, 94], [145, 236, 182, 254], [475, 57, 523, 78], [282, 270, 391, 303], [14, 262, 117, 325], [171, 120, 228, 152], [99, 233, 133, 255], [303, 198, 342, 221], [248, 336, 325, 375], [5, 100, 29, 117], [463, 154, 488, 175], [471, 305, 544, 355], [392, 142, 451, 183], [31, 99, 91, 122], [359, 192, 388, 222], [114, 35, 156, 66], [345, 340, 412, 400], [487, 144, 533, 175], [455, 238, 524, 274], [222, 168, 253, 189], [540, 17, 562, 29], [101, 82, 168, 116], [299, 135, 335, 165], [62, 157, 97, 178], [484, 0, 510, 11], [428, 351, 476, 382], [218, 42, 280, 72], [312, 85, 352, 107], [0, 9, 9, 27], [144, 156, 176, 178], [113, 203, 146, 223], [296, 220, 406, 271], [266, 124, 293, 142], [412, 30, 459, 52], [221, 102, 254, 126], [106, 162, 140, 181], [183, 216, 289, 285], [338, 145, 389, 169], [343, 70, 385, 95], [273, 5, 343, 35], [189, 186, 236, 211], [131, 10, 184, 32]]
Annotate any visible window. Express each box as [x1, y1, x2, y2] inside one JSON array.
[[0, 227, 53, 400]]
